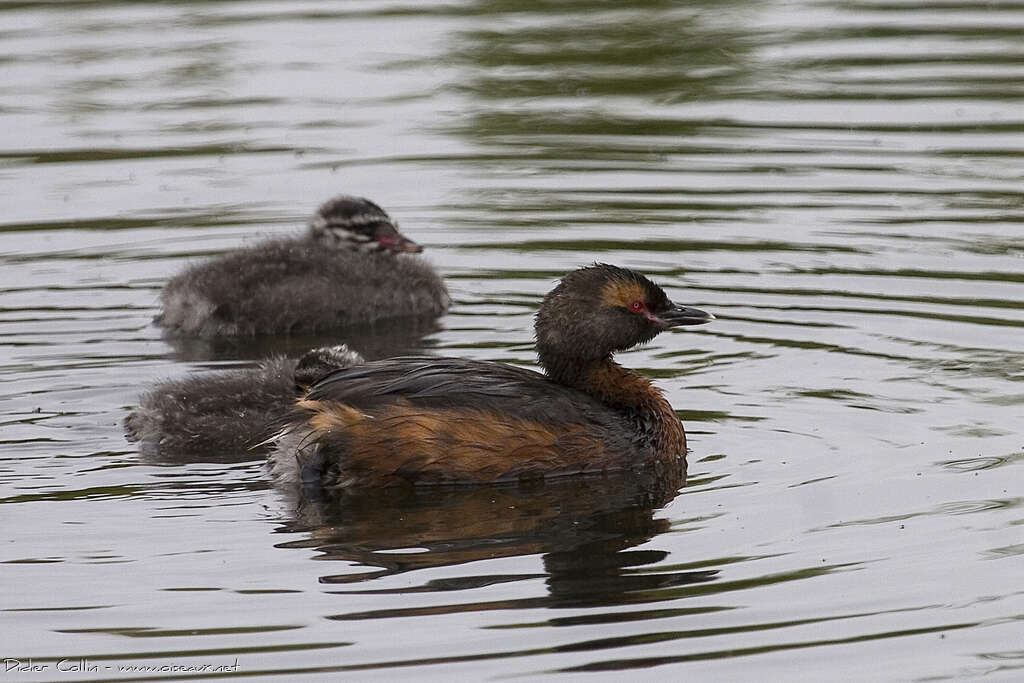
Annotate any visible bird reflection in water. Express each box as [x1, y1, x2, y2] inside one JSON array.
[[272, 473, 718, 615], [162, 316, 442, 364]]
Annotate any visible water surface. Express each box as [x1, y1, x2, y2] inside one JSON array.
[[1, 1, 1022, 681]]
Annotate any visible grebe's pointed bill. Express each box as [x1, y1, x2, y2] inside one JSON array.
[[658, 303, 715, 328], [374, 231, 423, 254]]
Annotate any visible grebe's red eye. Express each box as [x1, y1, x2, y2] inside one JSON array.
[[630, 300, 644, 311]]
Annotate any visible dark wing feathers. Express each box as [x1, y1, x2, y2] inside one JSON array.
[[306, 356, 625, 427]]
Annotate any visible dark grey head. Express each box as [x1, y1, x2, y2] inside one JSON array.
[[294, 345, 365, 392], [307, 195, 422, 254], [534, 264, 714, 367]]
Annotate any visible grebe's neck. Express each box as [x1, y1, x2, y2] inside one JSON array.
[[539, 351, 686, 457]]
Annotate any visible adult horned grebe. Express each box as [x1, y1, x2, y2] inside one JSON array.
[[269, 264, 713, 490]]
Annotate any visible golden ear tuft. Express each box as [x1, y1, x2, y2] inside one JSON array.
[[600, 278, 648, 308]]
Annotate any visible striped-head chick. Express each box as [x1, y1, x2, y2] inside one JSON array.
[[307, 195, 422, 254], [293, 344, 365, 392]]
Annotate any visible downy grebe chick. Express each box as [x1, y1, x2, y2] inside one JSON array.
[[156, 195, 450, 338], [126, 345, 364, 457], [269, 264, 714, 490]]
